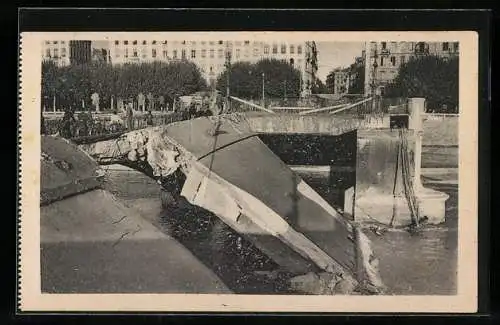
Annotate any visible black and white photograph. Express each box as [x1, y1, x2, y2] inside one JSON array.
[[19, 31, 478, 313]]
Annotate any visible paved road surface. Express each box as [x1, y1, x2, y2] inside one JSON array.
[[41, 189, 232, 294]]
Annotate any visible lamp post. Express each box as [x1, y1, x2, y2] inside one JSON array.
[[284, 79, 287, 101], [371, 47, 379, 111], [261, 72, 265, 107], [225, 42, 232, 112]]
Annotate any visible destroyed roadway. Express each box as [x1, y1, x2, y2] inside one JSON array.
[[41, 136, 232, 293], [78, 114, 385, 295]]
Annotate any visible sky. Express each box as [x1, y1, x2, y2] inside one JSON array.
[[315, 42, 365, 83], [92, 40, 109, 49]]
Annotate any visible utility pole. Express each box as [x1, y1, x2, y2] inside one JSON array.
[[225, 42, 232, 112], [371, 46, 379, 112], [262, 72, 265, 107]]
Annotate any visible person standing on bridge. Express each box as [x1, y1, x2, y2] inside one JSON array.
[[146, 110, 154, 126], [59, 107, 76, 139], [126, 102, 134, 131]]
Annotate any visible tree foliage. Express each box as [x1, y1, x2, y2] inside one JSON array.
[[216, 58, 301, 99], [41, 60, 208, 110], [385, 55, 458, 112], [312, 78, 329, 94]]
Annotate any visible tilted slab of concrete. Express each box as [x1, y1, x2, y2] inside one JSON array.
[[80, 115, 386, 295], [41, 136, 231, 294]]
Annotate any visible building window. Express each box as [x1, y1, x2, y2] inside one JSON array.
[[163, 50, 168, 58], [218, 49, 223, 58], [253, 48, 259, 57], [381, 42, 387, 49], [297, 45, 302, 54], [163, 41, 168, 45], [281, 44, 286, 54], [391, 56, 396, 66], [380, 57, 384, 66], [142, 53, 147, 58], [442, 42, 449, 51], [133, 49, 138, 57], [181, 49, 186, 59], [210, 49, 214, 58], [236, 48, 240, 58], [124, 41, 129, 45], [61, 48, 66, 57], [201, 41, 206, 45], [133, 40, 137, 45], [201, 49, 206, 58], [61, 41, 65, 45], [219, 40, 223, 45], [182, 41, 186, 45], [173, 50, 177, 58], [264, 46, 269, 54], [290, 58, 294, 66], [454, 42, 459, 51], [244, 40, 250, 45], [272, 45, 278, 54], [152, 40, 157, 45], [189, 49, 195, 58], [53, 48, 58, 58], [125, 49, 129, 58], [152, 49, 157, 58], [53, 41, 58, 44], [45, 41, 50, 45], [401, 55, 406, 65], [142, 40, 147, 45], [115, 40, 120, 45], [290, 45, 295, 54], [45, 49, 51, 58]]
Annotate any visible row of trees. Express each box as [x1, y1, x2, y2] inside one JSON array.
[[41, 60, 208, 111], [323, 54, 458, 112], [215, 58, 329, 100], [216, 59, 302, 99], [384, 55, 459, 112]]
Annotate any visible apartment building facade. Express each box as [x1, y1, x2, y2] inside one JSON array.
[[42, 40, 93, 66], [331, 68, 350, 95], [41, 40, 71, 66], [363, 41, 459, 96], [107, 39, 318, 95]]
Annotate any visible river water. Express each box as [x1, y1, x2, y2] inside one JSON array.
[[102, 163, 458, 296]]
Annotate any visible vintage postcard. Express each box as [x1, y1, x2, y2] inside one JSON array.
[[19, 31, 478, 313]]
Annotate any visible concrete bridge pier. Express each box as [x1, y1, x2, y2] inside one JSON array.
[[346, 98, 449, 228]]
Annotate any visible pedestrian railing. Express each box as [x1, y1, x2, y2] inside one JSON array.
[[43, 112, 187, 140]]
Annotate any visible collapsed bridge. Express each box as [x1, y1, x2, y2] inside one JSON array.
[[78, 113, 385, 295], [44, 96, 449, 294]]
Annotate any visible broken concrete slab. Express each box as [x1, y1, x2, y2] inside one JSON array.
[[41, 137, 232, 294], [80, 115, 385, 295]]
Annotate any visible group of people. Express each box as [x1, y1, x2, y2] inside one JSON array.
[[41, 90, 229, 138]]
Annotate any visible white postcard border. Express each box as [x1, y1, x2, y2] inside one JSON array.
[[19, 31, 478, 313]]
